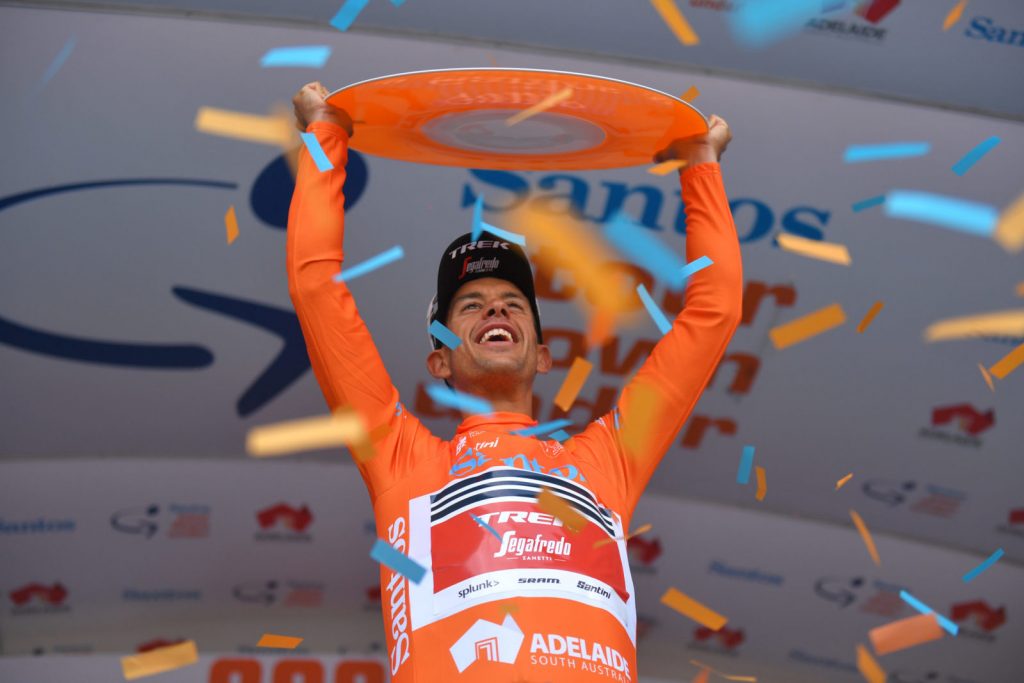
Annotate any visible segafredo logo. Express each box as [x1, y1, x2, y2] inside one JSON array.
[[474, 510, 572, 560], [530, 632, 631, 681]]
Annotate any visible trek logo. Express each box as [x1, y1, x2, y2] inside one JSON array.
[[255, 503, 313, 542], [951, 600, 1007, 641], [920, 404, 995, 448], [530, 632, 631, 681], [459, 256, 501, 279], [813, 576, 910, 617], [110, 503, 210, 539], [8, 582, 70, 615], [450, 614, 524, 673], [449, 239, 511, 259], [231, 579, 324, 607], [691, 625, 745, 653], [860, 479, 965, 518], [964, 16, 1024, 48]]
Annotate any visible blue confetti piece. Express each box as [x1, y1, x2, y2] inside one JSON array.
[[471, 514, 503, 541], [843, 142, 931, 163], [426, 384, 493, 415], [605, 212, 688, 289], [962, 548, 1004, 583], [514, 419, 573, 438], [330, 0, 371, 31], [952, 136, 1001, 176], [899, 590, 959, 636], [370, 539, 426, 584], [391, 0, 406, 6], [737, 445, 755, 484], [260, 45, 332, 68], [471, 195, 526, 246], [851, 195, 885, 212], [35, 37, 76, 94], [549, 429, 571, 442], [428, 320, 462, 349], [680, 255, 714, 281], [729, 0, 830, 49], [637, 284, 672, 336], [335, 245, 404, 283], [885, 190, 997, 237], [299, 132, 334, 172]]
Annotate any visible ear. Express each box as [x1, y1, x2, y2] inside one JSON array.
[[535, 344, 553, 375], [426, 348, 452, 381]]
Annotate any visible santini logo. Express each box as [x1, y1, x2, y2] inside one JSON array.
[[449, 614, 524, 673]]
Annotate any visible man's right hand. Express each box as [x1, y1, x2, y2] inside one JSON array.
[[293, 81, 354, 136]]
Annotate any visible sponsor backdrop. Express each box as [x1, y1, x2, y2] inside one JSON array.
[[0, 3, 1022, 682]]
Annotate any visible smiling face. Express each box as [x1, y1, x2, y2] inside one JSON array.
[[426, 277, 551, 399]]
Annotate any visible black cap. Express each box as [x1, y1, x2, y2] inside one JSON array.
[[427, 231, 543, 349]]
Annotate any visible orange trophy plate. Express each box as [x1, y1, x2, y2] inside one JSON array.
[[327, 68, 707, 170]]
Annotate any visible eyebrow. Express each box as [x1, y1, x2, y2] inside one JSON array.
[[452, 291, 527, 308]]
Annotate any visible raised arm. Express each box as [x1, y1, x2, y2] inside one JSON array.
[[577, 116, 744, 513]]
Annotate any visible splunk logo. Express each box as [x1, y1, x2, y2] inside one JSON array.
[[8, 582, 70, 615], [255, 502, 313, 541], [461, 169, 831, 243], [919, 403, 994, 447], [0, 150, 368, 418], [110, 503, 210, 539]]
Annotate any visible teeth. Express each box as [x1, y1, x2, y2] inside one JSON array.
[[481, 328, 513, 343]]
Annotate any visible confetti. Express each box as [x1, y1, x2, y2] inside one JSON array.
[[899, 590, 959, 635], [769, 303, 846, 350], [371, 538, 427, 584], [536, 487, 587, 533], [849, 510, 881, 566], [856, 644, 886, 683], [606, 213, 710, 289], [246, 409, 370, 458], [549, 429, 571, 442], [660, 587, 728, 631], [856, 301, 884, 333], [471, 194, 526, 245], [260, 45, 332, 68], [514, 419, 573, 438], [923, 310, 1024, 342], [224, 205, 239, 245], [121, 640, 198, 680], [194, 106, 292, 146], [300, 131, 334, 172], [35, 37, 76, 94], [952, 136, 1000, 176], [428, 320, 462, 350], [257, 634, 303, 649], [989, 342, 1024, 380], [506, 88, 573, 126], [836, 473, 853, 490], [330, 0, 371, 31], [648, 159, 689, 176], [979, 363, 995, 391], [425, 384, 492, 414], [693, 669, 710, 683], [637, 283, 673, 335], [885, 190, 997, 237], [843, 142, 930, 163], [729, 0, 832, 48], [680, 85, 700, 102], [689, 659, 757, 681], [852, 195, 885, 212], [335, 245, 405, 283], [471, 514, 503, 542], [1017, 282, 1024, 297], [754, 466, 766, 501], [869, 614, 943, 655], [963, 548, 1005, 582], [943, 0, 969, 30], [593, 523, 654, 549], [650, 0, 700, 46], [554, 357, 593, 412], [736, 445, 755, 484], [995, 191, 1024, 253], [776, 233, 851, 266]]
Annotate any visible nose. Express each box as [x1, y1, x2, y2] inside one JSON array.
[[485, 300, 510, 319]]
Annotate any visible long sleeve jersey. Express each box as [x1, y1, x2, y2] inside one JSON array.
[[287, 120, 743, 683]]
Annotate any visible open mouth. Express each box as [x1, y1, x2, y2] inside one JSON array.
[[475, 323, 519, 345]]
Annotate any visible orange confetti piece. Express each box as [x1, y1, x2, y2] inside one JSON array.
[[592, 523, 653, 549], [650, 0, 700, 45], [648, 159, 689, 176], [195, 106, 293, 146], [770, 303, 847, 350], [225, 205, 239, 244], [1016, 282, 1024, 297], [856, 644, 886, 683], [537, 487, 587, 533], [943, 0, 968, 31], [776, 233, 852, 266], [989, 341, 1024, 380], [121, 640, 198, 680], [924, 310, 1024, 342], [836, 473, 853, 490], [857, 301, 884, 333], [689, 659, 757, 681], [754, 466, 766, 501], [995, 191, 1024, 253], [554, 357, 594, 412], [869, 613, 943, 655], [979, 363, 995, 391], [506, 88, 573, 126], [680, 85, 700, 102], [693, 668, 710, 683], [850, 509, 881, 566], [246, 408, 370, 458], [257, 634, 303, 649], [660, 587, 728, 631]]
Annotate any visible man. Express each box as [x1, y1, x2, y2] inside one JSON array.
[[289, 80, 742, 682]]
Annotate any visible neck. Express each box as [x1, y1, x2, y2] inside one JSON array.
[[455, 376, 534, 417]]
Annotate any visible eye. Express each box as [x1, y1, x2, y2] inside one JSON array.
[[462, 303, 481, 312], [509, 302, 524, 310]]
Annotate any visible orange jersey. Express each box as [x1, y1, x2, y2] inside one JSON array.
[[287, 121, 743, 683]]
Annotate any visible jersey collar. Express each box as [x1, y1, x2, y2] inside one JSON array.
[[456, 412, 536, 434]]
